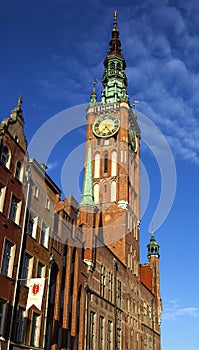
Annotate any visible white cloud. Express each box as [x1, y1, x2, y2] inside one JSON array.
[[163, 299, 199, 320]]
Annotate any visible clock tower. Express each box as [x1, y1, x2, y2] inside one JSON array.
[[84, 11, 141, 268]]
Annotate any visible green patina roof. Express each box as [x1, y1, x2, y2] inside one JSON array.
[[101, 11, 129, 104], [147, 233, 160, 258]]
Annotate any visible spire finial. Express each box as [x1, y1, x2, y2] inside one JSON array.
[[90, 78, 97, 104], [114, 9, 117, 26], [18, 96, 23, 109]]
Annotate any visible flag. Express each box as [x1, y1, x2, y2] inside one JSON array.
[[26, 278, 45, 311]]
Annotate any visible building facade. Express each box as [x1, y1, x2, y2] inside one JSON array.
[[0, 13, 162, 350]]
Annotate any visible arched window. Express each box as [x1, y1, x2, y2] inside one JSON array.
[[111, 151, 117, 176], [94, 183, 99, 203], [1, 146, 10, 167], [111, 181, 116, 202], [94, 153, 100, 178], [15, 161, 22, 180], [104, 153, 108, 173]]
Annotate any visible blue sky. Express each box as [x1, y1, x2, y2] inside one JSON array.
[[1, 0, 199, 348]]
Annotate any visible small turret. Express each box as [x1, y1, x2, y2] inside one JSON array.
[[147, 233, 160, 259]]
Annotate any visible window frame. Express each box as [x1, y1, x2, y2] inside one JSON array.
[[0, 299, 7, 336], [21, 252, 33, 286], [0, 184, 6, 212], [1, 239, 16, 278], [9, 194, 22, 225]]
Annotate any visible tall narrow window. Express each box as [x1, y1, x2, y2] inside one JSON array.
[[40, 222, 49, 248], [0, 299, 7, 336], [107, 320, 113, 350], [111, 151, 117, 176], [21, 253, 33, 286], [108, 272, 113, 302], [30, 312, 41, 347], [0, 185, 6, 212], [100, 265, 106, 297], [1, 146, 9, 167], [15, 307, 27, 343], [27, 212, 38, 239], [104, 153, 108, 173], [89, 311, 96, 350], [94, 153, 100, 178], [15, 161, 22, 180], [111, 181, 116, 202], [37, 262, 45, 278], [9, 194, 22, 225], [98, 316, 105, 350], [1, 239, 16, 277], [117, 280, 122, 307], [94, 183, 99, 203]]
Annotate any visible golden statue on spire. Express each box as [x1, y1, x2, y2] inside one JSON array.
[[114, 9, 117, 22]]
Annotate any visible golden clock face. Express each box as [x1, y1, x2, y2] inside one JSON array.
[[93, 114, 120, 138]]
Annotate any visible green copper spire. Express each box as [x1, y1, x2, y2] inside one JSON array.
[[101, 11, 129, 104], [147, 233, 160, 258], [79, 142, 95, 207]]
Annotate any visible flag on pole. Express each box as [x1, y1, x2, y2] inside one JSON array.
[[26, 278, 45, 311]]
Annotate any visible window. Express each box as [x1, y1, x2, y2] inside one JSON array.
[[30, 312, 41, 347], [100, 265, 106, 298], [111, 151, 117, 176], [0, 184, 6, 212], [94, 153, 100, 178], [98, 316, 104, 350], [89, 311, 96, 350], [104, 153, 108, 173], [21, 253, 33, 286], [1, 146, 10, 167], [94, 183, 99, 203], [111, 181, 116, 202], [15, 307, 27, 343], [27, 212, 38, 239], [15, 161, 22, 180], [116, 328, 121, 350], [117, 280, 122, 307], [40, 222, 49, 248], [107, 320, 113, 350], [33, 185, 39, 199], [108, 272, 113, 302], [1, 239, 16, 277], [9, 194, 22, 225], [46, 198, 50, 210], [0, 299, 7, 336], [37, 262, 45, 278]]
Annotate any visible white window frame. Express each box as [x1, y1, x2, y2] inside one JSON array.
[[9, 194, 22, 225], [0, 184, 6, 212], [37, 261, 46, 278], [27, 212, 38, 239], [45, 198, 50, 210], [15, 161, 23, 182], [1, 239, 16, 278], [1, 145, 11, 169], [33, 185, 39, 199], [40, 222, 49, 248]]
